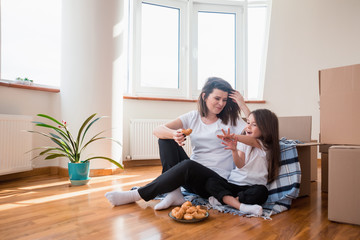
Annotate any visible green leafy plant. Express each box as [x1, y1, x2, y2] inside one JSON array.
[[29, 113, 123, 169], [16, 77, 34, 84]]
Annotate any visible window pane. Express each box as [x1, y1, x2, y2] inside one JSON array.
[[197, 11, 235, 90], [141, 3, 179, 89], [1, 0, 61, 87], [247, 6, 267, 99]]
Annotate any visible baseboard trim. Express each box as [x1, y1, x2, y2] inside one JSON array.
[[0, 166, 125, 182], [123, 159, 161, 168]]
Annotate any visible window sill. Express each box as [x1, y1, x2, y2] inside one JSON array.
[[0, 80, 60, 93], [123, 95, 266, 104]]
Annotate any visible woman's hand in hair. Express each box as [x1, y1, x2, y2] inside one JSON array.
[[173, 129, 187, 146], [229, 90, 250, 118]]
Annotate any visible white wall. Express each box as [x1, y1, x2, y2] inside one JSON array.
[[60, 0, 123, 169], [122, 0, 360, 159], [0, 0, 125, 170], [263, 0, 360, 139]]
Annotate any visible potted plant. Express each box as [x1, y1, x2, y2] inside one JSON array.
[[29, 113, 123, 185]]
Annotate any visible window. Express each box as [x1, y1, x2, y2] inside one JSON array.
[[0, 0, 61, 87], [129, 0, 271, 100], [131, 0, 187, 98]]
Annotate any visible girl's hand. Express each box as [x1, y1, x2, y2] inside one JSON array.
[[173, 129, 186, 146], [229, 90, 245, 108], [221, 137, 237, 151], [217, 128, 235, 142]]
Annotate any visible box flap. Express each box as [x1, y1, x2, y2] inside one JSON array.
[[278, 116, 312, 142]]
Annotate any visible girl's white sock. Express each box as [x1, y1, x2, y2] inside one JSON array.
[[154, 187, 185, 210], [208, 196, 222, 206], [105, 190, 141, 206], [239, 203, 263, 216]]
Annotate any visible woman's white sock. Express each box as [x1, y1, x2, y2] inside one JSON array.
[[105, 190, 141, 206], [154, 188, 185, 210], [239, 203, 263, 216]]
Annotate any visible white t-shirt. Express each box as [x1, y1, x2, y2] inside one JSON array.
[[228, 142, 268, 186], [180, 110, 246, 179]]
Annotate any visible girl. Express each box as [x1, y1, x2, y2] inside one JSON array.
[[206, 109, 280, 216]]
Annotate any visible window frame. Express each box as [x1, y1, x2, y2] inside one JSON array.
[[190, 2, 244, 99], [129, 0, 271, 100], [130, 0, 188, 98]]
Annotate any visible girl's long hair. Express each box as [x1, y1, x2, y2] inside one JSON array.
[[252, 109, 281, 183], [198, 77, 240, 125]]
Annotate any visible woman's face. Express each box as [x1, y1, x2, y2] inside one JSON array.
[[245, 114, 262, 138], [204, 88, 228, 116]]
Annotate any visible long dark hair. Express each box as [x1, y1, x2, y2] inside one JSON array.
[[198, 77, 240, 125], [251, 109, 280, 183]]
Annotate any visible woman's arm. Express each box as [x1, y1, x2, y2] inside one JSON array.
[[229, 90, 251, 118], [153, 118, 187, 146]]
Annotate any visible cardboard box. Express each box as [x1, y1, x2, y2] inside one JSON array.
[[321, 152, 328, 192], [278, 116, 316, 197], [328, 146, 360, 225], [310, 141, 318, 182], [320, 144, 346, 192], [319, 64, 360, 145]]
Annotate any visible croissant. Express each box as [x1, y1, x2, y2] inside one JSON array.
[[171, 201, 207, 221], [182, 128, 192, 136]]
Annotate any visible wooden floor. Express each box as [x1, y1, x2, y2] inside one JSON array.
[[0, 166, 359, 240]]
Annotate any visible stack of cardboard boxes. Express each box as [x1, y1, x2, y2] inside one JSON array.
[[278, 116, 318, 197], [319, 64, 360, 226]]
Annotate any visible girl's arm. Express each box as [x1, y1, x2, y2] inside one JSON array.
[[221, 136, 245, 168], [229, 90, 251, 118], [218, 128, 262, 149], [153, 118, 187, 146]]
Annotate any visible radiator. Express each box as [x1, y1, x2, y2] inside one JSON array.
[[0, 114, 33, 175], [130, 119, 192, 160]]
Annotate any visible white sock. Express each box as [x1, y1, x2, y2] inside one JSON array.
[[239, 203, 263, 216], [105, 190, 141, 206], [154, 188, 185, 210], [208, 196, 222, 206]]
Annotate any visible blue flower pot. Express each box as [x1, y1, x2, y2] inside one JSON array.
[[68, 162, 90, 185]]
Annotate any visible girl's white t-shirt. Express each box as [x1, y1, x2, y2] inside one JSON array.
[[180, 110, 246, 179], [228, 142, 268, 186]]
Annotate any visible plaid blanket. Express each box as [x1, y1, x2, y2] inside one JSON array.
[[187, 139, 301, 218], [261, 139, 301, 217]]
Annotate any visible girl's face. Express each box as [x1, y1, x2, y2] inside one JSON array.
[[203, 88, 228, 116], [245, 114, 262, 138]]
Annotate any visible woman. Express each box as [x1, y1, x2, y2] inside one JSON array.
[[151, 77, 250, 209], [106, 77, 250, 210]]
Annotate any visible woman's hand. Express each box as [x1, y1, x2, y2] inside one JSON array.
[[229, 90, 250, 118], [173, 129, 187, 146], [229, 90, 245, 108]]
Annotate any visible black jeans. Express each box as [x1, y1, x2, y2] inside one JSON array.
[[205, 177, 268, 205], [138, 159, 223, 201], [158, 139, 189, 173]]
